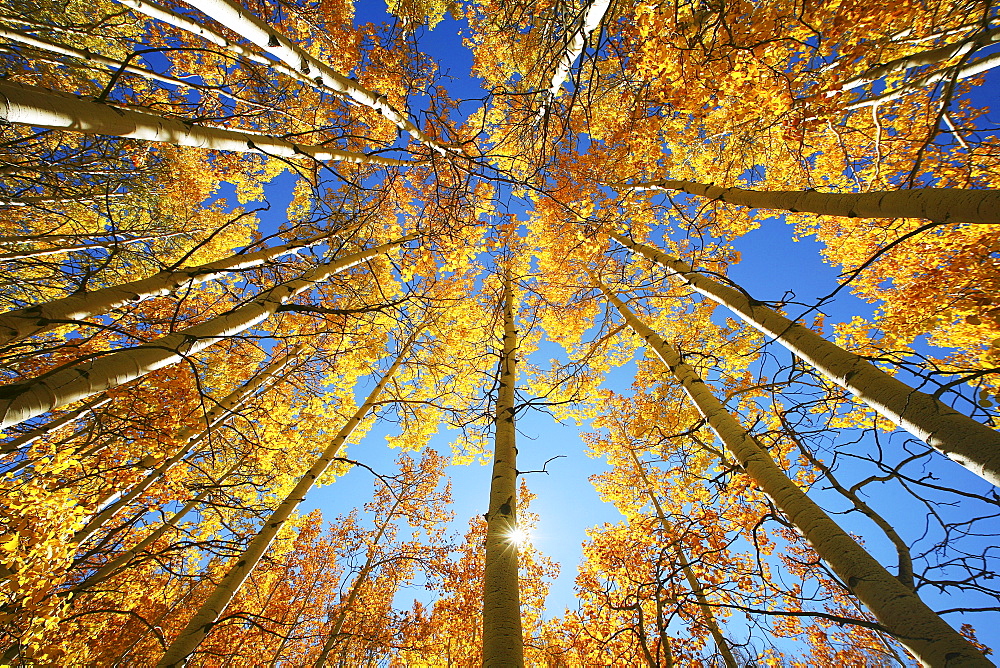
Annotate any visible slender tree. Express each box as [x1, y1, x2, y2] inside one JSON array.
[[595, 275, 992, 667], [482, 266, 524, 667]]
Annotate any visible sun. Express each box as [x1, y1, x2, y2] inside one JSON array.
[[507, 527, 531, 547]]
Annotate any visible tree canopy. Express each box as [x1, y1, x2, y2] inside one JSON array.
[[1, 0, 999, 664]]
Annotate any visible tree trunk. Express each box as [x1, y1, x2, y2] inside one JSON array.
[[113, 0, 317, 89], [0, 396, 109, 455], [0, 237, 411, 430], [832, 26, 1000, 93], [482, 268, 524, 667], [175, 0, 449, 154], [0, 231, 188, 263], [611, 233, 1000, 487], [847, 51, 1000, 110], [0, 81, 412, 166], [155, 336, 413, 667], [596, 277, 993, 668], [545, 0, 611, 99], [0, 229, 336, 348], [627, 450, 738, 668], [619, 179, 1000, 224]]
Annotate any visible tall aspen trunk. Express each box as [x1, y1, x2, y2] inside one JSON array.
[[174, 0, 449, 154], [0, 229, 335, 348], [0, 81, 412, 167], [72, 347, 299, 546], [596, 278, 993, 668], [545, 0, 611, 99], [156, 338, 414, 667], [833, 26, 1000, 94], [620, 179, 1000, 224], [0, 193, 125, 207], [0, 237, 411, 430], [611, 233, 1000, 487], [626, 450, 738, 668], [482, 269, 524, 667], [0, 396, 109, 455], [0, 26, 267, 109], [0, 231, 185, 263], [112, 0, 343, 97], [847, 51, 1000, 110]]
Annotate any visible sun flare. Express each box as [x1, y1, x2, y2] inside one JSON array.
[[507, 527, 531, 547]]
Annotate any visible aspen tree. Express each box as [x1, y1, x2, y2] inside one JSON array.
[[611, 232, 1000, 486], [594, 276, 994, 668], [0, 237, 413, 430], [626, 449, 738, 668], [539, 0, 611, 114], [172, 0, 452, 154], [621, 179, 1000, 224], [71, 346, 301, 546], [846, 51, 1000, 109], [0, 229, 340, 348], [482, 267, 524, 667], [0, 231, 190, 263], [0, 26, 288, 112], [0, 396, 110, 455], [830, 26, 1000, 95], [156, 333, 417, 667], [0, 82, 413, 167]]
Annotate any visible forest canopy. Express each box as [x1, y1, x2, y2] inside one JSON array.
[[1, 0, 999, 665]]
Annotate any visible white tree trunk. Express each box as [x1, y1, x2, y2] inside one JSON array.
[[832, 26, 1000, 94], [0, 81, 412, 166], [611, 233, 1000, 487], [482, 268, 524, 667], [847, 50, 1000, 110], [0, 236, 412, 430], [596, 277, 993, 668], [620, 179, 1000, 223], [175, 0, 450, 154], [0, 229, 335, 348], [545, 0, 611, 98]]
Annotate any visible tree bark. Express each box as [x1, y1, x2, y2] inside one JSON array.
[[832, 26, 1000, 94], [0, 395, 110, 455], [112, 0, 316, 88], [545, 0, 611, 99], [155, 336, 413, 667], [175, 0, 450, 154], [0, 229, 335, 348], [482, 268, 524, 667], [620, 179, 1000, 224], [0, 236, 412, 430], [611, 233, 1000, 487], [0, 231, 187, 263], [596, 277, 994, 668], [0, 81, 412, 166], [847, 51, 1000, 110]]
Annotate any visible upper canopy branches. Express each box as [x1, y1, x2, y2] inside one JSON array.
[[1, 0, 999, 664]]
